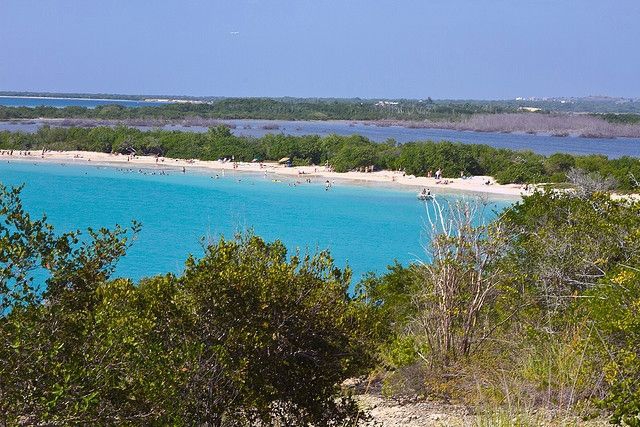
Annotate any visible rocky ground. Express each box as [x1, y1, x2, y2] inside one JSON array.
[[347, 378, 609, 427], [354, 393, 611, 426], [356, 393, 471, 426]]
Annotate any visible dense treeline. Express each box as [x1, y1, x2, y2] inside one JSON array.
[[1, 184, 640, 425], [600, 113, 640, 125], [3, 100, 640, 138], [3, 92, 640, 115], [0, 99, 517, 122], [1, 125, 639, 190]]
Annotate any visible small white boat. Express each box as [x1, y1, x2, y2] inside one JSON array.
[[417, 192, 433, 201]]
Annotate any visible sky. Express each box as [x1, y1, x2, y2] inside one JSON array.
[[1, 0, 639, 99]]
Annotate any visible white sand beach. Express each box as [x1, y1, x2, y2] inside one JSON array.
[[0, 150, 530, 198]]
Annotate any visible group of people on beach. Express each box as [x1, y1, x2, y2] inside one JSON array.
[[1, 150, 24, 156], [430, 169, 452, 185], [426, 168, 450, 184], [424, 168, 480, 186], [426, 169, 442, 179], [1, 149, 519, 196]]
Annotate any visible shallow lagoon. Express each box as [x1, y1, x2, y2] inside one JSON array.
[[0, 161, 511, 282]]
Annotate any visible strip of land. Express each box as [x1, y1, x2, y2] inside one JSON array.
[[0, 150, 528, 198], [3, 112, 640, 138]]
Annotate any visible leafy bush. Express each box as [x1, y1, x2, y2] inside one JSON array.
[[363, 191, 640, 424], [0, 185, 374, 426], [583, 266, 640, 426], [495, 155, 546, 184], [545, 152, 576, 175]]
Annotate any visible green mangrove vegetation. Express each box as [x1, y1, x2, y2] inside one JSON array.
[[2, 93, 640, 118], [0, 98, 518, 122], [1, 126, 640, 190], [600, 113, 640, 125], [1, 184, 640, 425]]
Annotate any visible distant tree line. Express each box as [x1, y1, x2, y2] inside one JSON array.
[[1, 125, 639, 190], [3, 92, 640, 114], [600, 113, 640, 125], [2, 99, 640, 137], [0, 99, 518, 122]]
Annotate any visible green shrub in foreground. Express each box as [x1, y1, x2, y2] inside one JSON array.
[[0, 185, 374, 426]]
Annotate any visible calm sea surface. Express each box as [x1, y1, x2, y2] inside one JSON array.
[[0, 161, 510, 283], [0, 96, 163, 108], [0, 97, 639, 158]]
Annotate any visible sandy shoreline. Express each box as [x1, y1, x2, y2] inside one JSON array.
[[0, 150, 528, 199]]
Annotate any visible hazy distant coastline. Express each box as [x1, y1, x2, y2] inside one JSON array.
[[2, 92, 640, 139], [0, 95, 150, 103]]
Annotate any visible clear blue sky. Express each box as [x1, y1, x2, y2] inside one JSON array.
[[1, 0, 638, 99]]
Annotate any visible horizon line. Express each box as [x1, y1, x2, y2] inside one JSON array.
[[1, 90, 638, 103]]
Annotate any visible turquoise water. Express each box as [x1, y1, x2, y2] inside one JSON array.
[[0, 96, 163, 108], [0, 161, 511, 282]]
